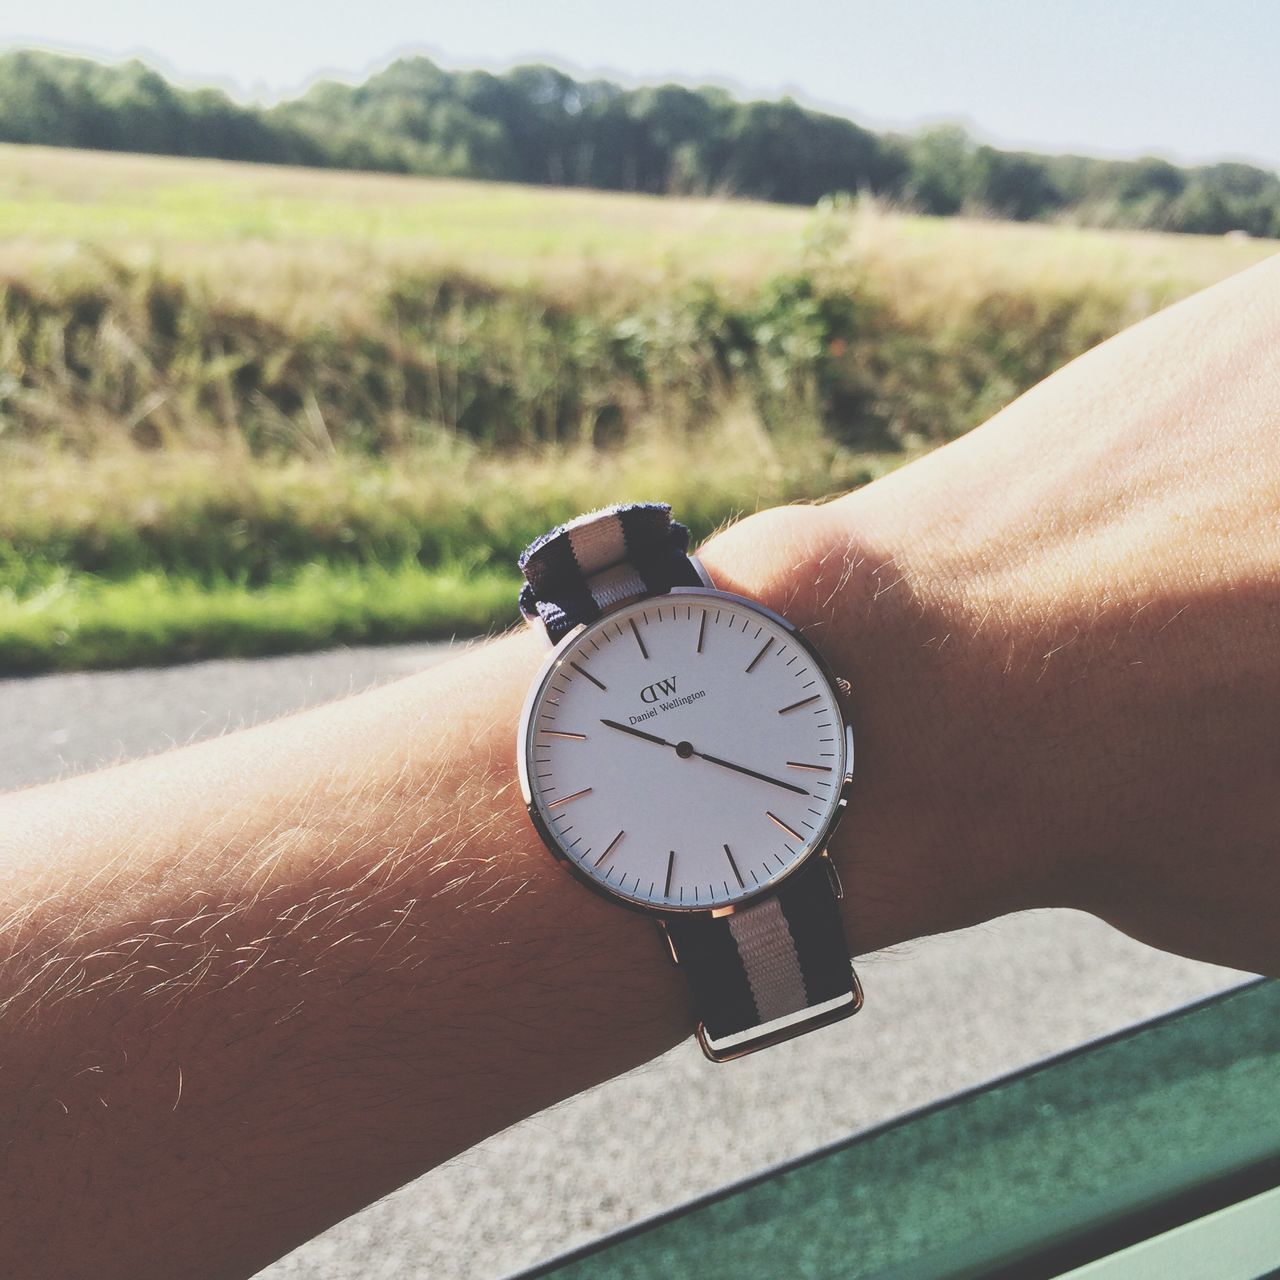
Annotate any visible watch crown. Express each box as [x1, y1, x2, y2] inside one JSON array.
[[654, 919, 681, 966], [835, 677, 852, 699]]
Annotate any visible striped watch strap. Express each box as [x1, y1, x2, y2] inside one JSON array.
[[518, 503, 704, 643], [666, 855, 860, 1059], [518, 503, 859, 1060]]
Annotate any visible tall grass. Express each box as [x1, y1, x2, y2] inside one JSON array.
[[1, 248, 1159, 457], [2, 421, 895, 582], [0, 421, 901, 671]]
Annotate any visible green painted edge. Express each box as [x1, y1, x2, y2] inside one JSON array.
[[514, 979, 1279, 1280], [1053, 1182, 1280, 1280]]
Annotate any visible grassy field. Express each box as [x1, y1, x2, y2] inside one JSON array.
[[0, 428, 896, 670], [5, 144, 1270, 306], [2, 144, 1273, 673]]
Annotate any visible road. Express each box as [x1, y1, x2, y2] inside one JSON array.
[[1, 645, 1249, 1280]]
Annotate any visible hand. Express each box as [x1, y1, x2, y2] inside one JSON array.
[[689, 748, 808, 796], [599, 717, 671, 748], [599, 719, 809, 795]]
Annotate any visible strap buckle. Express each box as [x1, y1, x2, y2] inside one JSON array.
[[695, 969, 864, 1063]]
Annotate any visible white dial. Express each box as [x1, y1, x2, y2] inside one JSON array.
[[520, 590, 850, 911]]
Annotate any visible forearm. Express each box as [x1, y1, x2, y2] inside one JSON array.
[[0, 630, 695, 1277]]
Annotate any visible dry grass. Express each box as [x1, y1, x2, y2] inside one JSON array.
[[0, 144, 809, 319], [2, 143, 1271, 326], [0, 410, 901, 672], [2, 409, 899, 577]]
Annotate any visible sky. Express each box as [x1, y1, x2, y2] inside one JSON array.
[[6, 0, 1279, 169]]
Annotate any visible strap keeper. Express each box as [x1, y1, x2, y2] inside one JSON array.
[[696, 973, 863, 1062]]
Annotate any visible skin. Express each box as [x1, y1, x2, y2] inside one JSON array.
[[2, 253, 1279, 1277]]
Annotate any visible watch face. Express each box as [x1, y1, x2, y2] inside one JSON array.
[[519, 589, 850, 912]]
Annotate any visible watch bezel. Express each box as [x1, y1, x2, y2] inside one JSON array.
[[516, 586, 854, 919]]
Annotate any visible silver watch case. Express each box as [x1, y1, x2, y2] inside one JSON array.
[[516, 585, 855, 921]]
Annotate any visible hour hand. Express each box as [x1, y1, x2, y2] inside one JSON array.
[[600, 718, 671, 748]]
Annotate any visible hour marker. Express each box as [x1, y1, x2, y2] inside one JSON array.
[[786, 761, 832, 773], [545, 730, 587, 741], [548, 787, 593, 809], [746, 637, 774, 673], [629, 618, 650, 659], [595, 830, 626, 867], [778, 695, 821, 715], [723, 843, 745, 888], [664, 850, 676, 896], [766, 811, 803, 841], [696, 610, 707, 654], [569, 660, 607, 690]]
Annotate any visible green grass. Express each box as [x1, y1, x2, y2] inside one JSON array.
[[1, 431, 893, 577], [2, 144, 1272, 673], [0, 430, 898, 672], [0, 560, 516, 673]]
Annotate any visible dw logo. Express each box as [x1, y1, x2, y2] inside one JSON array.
[[640, 676, 678, 704]]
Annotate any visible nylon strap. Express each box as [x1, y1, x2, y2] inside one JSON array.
[[518, 503, 703, 643], [665, 855, 856, 1045]]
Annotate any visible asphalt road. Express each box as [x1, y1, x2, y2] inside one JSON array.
[[0, 645, 1250, 1280]]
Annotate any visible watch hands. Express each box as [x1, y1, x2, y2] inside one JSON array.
[[599, 720, 809, 796], [694, 751, 810, 796], [599, 718, 671, 747]]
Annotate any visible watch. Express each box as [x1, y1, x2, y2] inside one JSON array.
[[516, 503, 862, 1061]]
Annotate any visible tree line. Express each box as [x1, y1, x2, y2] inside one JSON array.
[[4, 47, 1278, 237]]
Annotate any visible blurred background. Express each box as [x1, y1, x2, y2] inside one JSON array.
[[0, 3, 1267, 1275], [2, 1, 1279, 672]]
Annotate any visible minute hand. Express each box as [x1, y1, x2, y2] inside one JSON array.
[[694, 750, 809, 796]]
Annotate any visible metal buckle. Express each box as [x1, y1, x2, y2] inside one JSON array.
[[695, 968, 864, 1063]]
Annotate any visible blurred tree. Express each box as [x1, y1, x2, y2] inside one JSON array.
[[1, 49, 1276, 238], [904, 124, 972, 215], [968, 147, 1064, 221]]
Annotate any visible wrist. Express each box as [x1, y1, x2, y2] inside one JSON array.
[[698, 501, 1066, 954]]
